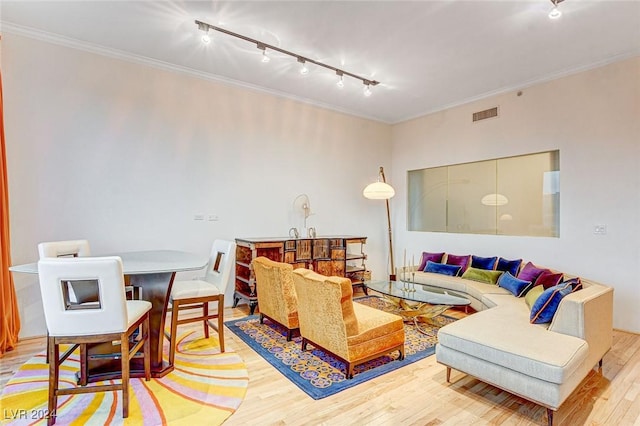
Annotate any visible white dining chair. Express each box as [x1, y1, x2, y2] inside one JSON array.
[[166, 240, 236, 365], [39, 239, 140, 302], [38, 240, 94, 302], [38, 240, 95, 366], [38, 256, 151, 426]]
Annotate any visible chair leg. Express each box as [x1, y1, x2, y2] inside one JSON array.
[[143, 315, 151, 381], [346, 363, 354, 379], [120, 331, 130, 419], [218, 295, 225, 353], [546, 408, 554, 426], [446, 366, 451, 383], [45, 331, 50, 364], [47, 337, 58, 426], [79, 344, 88, 386], [203, 302, 210, 339], [398, 346, 405, 361], [259, 313, 264, 324], [168, 300, 179, 367]]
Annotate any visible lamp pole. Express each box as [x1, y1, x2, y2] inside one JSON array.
[[379, 167, 396, 281]]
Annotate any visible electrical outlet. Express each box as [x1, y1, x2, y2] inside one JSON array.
[[208, 215, 219, 221], [194, 214, 205, 221], [593, 225, 607, 235]]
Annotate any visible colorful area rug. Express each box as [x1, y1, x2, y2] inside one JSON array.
[[0, 330, 248, 425], [225, 295, 455, 399]]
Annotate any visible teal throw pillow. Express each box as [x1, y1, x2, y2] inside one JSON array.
[[461, 267, 503, 284], [425, 261, 461, 277], [530, 283, 572, 324], [497, 272, 533, 297]]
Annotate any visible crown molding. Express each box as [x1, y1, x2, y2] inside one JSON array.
[[1, 21, 390, 124], [397, 49, 640, 125]]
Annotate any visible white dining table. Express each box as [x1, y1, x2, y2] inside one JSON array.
[[10, 249, 208, 381]]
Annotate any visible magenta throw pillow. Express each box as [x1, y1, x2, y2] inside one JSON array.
[[418, 252, 445, 271], [445, 254, 470, 275], [536, 271, 564, 289], [517, 262, 548, 283]]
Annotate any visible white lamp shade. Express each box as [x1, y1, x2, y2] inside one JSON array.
[[481, 193, 509, 206], [363, 181, 395, 200]]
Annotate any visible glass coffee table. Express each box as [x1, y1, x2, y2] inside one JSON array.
[[365, 280, 471, 334]]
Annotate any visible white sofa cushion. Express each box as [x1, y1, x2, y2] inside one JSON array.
[[411, 272, 467, 293], [438, 305, 589, 384], [462, 279, 511, 303]]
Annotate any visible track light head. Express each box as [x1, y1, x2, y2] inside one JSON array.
[[549, 0, 564, 19], [336, 71, 344, 89], [197, 22, 211, 44], [298, 57, 309, 75], [363, 82, 372, 97], [257, 44, 270, 63]]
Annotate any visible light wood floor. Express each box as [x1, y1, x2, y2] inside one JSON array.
[[2, 304, 639, 425]]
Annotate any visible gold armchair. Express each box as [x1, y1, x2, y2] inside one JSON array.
[[252, 256, 299, 340], [292, 269, 405, 379]]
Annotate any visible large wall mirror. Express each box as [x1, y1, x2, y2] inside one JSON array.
[[408, 151, 559, 237]]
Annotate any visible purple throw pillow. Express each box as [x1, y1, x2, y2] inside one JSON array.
[[536, 271, 564, 289], [445, 254, 470, 275], [517, 262, 548, 283], [418, 252, 445, 271]]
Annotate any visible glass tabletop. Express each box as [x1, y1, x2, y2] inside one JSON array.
[[365, 280, 470, 306]]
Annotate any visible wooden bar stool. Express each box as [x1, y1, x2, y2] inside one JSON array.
[[166, 240, 236, 366]]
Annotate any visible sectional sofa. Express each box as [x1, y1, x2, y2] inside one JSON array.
[[403, 253, 613, 426]]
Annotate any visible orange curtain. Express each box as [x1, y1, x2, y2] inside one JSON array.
[[0, 62, 21, 354]]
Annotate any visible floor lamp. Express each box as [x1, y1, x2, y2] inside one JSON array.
[[363, 166, 396, 281]]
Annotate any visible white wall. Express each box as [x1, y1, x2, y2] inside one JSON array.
[[390, 57, 640, 333], [3, 34, 392, 338], [7, 33, 638, 337]]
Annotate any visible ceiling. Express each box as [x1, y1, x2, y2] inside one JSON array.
[[2, 1, 639, 123]]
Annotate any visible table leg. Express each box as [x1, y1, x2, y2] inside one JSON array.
[[382, 296, 452, 335], [84, 272, 176, 383], [129, 272, 176, 375]]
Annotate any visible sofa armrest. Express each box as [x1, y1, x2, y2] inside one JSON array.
[[549, 283, 613, 362]]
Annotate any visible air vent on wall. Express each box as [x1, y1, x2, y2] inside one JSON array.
[[473, 107, 499, 122]]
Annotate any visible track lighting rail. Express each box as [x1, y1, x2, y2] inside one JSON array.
[[195, 19, 380, 88]]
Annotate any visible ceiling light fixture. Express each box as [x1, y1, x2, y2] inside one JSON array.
[[195, 19, 380, 94], [257, 43, 270, 63], [298, 57, 309, 75], [548, 0, 564, 19], [197, 21, 211, 44], [336, 71, 344, 89], [363, 82, 372, 97]]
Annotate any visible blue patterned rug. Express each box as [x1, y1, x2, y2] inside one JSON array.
[[225, 296, 455, 399]]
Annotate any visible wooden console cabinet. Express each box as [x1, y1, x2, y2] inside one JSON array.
[[234, 236, 367, 314]]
